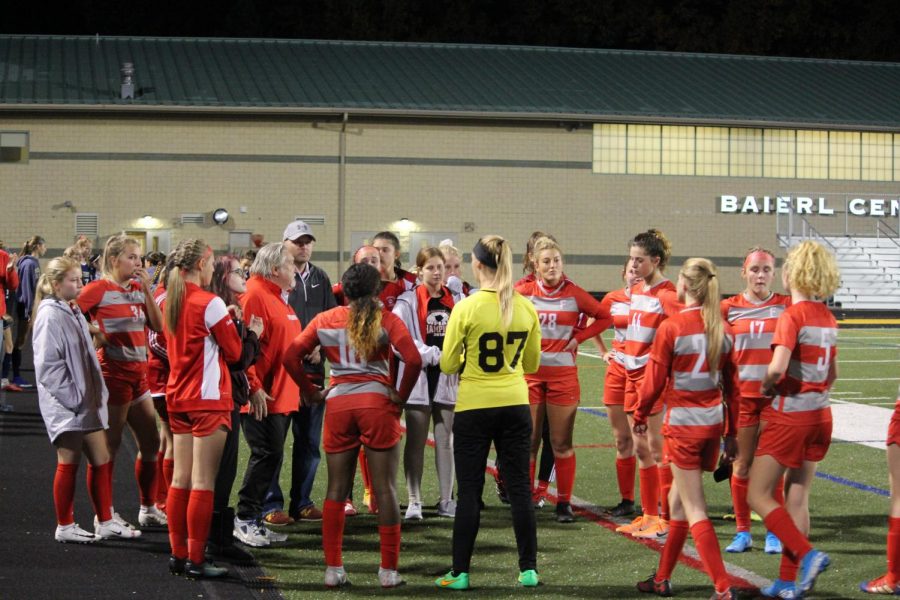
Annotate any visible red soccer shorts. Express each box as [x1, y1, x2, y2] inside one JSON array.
[[603, 360, 627, 406], [738, 395, 772, 429], [887, 407, 900, 447], [624, 376, 664, 415], [104, 371, 151, 407], [169, 410, 231, 437], [664, 434, 720, 471], [323, 405, 402, 453], [528, 378, 580, 406], [756, 420, 832, 469]]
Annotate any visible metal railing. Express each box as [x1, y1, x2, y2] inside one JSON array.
[[775, 193, 900, 246]]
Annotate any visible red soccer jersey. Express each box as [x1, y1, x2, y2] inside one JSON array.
[[333, 273, 416, 310], [516, 277, 612, 382], [599, 287, 630, 365], [0, 249, 19, 316], [763, 300, 837, 426], [147, 286, 169, 396], [78, 278, 149, 376], [622, 279, 681, 377], [636, 307, 740, 438], [721, 292, 791, 400], [283, 306, 422, 413], [165, 283, 243, 413]]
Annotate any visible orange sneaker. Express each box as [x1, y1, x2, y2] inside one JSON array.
[[860, 574, 900, 594], [633, 518, 668, 539], [616, 515, 657, 534]]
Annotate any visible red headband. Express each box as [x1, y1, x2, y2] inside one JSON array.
[[743, 250, 774, 269]]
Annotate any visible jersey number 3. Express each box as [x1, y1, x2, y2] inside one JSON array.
[[478, 331, 528, 372]]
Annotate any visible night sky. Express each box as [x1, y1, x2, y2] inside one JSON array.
[[4, 0, 899, 62]]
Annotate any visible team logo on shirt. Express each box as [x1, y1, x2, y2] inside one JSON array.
[[426, 310, 449, 336]]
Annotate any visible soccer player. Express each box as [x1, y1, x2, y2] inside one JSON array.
[[435, 235, 542, 590], [633, 258, 740, 600], [147, 252, 175, 518], [283, 262, 422, 588], [516, 236, 612, 523], [596, 258, 640, 517], [618, 229, 680, 539], [373, 231, 417, 310], [720, 247, 790, 554], [748, 240, 839, 599], [33, 257, 135, 542], [78, 234, 165, 530], [394, 247, 458, 520]]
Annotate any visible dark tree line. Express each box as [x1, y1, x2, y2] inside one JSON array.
[[6, 0, 899, 62]]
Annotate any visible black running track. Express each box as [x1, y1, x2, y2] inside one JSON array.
[[0, 356, 283, 600]]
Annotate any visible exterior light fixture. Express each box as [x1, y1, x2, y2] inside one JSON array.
[[212, 208, 230, 225]]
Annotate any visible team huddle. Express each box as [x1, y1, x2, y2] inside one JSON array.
[[24, 221, 900, 598]]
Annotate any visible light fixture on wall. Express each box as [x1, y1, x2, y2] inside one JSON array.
[[212, 208, 230, 225], [396, 217, 414, 232]]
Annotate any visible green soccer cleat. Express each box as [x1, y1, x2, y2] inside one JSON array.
[[436, 571, 470, 590], [518, 569, 540, 587]]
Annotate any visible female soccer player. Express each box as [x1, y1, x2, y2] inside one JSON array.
[[748, 240, 839, 599], [435, 235, 542, 590], [861, 390, 900, 594], [597, 258, 640, 517], [515, 236, 612, 522], [283, 263, 422, 588], [439, 241, 472, 302], [33, 256, 139, 542], [147, 252, 175, 515], [618, 229, 680, 539], [394, 247, 458, 520], [633, 258, 740, 600], [78, 234, 165, 530], [163, 240, 243, 579], [373, 232, 417, 310], [720, 247, 791, 554]]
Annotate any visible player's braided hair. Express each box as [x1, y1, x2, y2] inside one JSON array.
[[165, 239, 209, 332]]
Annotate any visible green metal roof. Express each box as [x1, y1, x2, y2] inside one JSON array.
[[1, 35, 898, 129]]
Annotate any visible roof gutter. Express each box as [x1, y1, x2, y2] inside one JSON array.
[[0, 102, 897, 133]]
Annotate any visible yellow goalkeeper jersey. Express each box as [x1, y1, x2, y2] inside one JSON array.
[[440, 288, 541, 412]]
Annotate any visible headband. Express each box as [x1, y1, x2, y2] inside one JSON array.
[[472, 240, 498, 269], [743, 250, 774, 269]]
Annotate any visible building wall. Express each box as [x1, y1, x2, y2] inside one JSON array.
[[1, 114, 897, 294]]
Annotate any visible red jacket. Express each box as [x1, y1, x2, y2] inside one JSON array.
[[0, 250, 20, 317], [240, 276, 302, 415]]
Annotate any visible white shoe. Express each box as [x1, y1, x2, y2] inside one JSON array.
[[378, 567, 405, 588], [404, 502, 423, 521], [233, 518, 270, 547], [263, 525, 288, 543], [437, 499, 457, 518], [138, 505, 168, 527], [55, 523, 98, 544], [325, 566, 350, 588], [95, 517, 142, 539]]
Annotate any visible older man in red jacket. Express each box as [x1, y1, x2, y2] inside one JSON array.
[[233, 242, 302, 547]]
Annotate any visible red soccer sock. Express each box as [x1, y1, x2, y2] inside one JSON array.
[[731, 476, 751, 533], [763, 506, 813, 561], [379, 524, 402, 570], [639, 465, 660, 517], [616, 456, 636, 502], [657, 519, 689, 581], [779, 552, 799, 581], [887, 516, 900, 582], [773, 477, 785, 505], [529, 459, 536, 490], [658, 464, 673, 521], [163, 458, 175, 489], [690, 519, 730, 592], [167, 486, 190, 559], [555, 454, 576, 503], [135, 457, 158, 507], [154, 452, 168, 507], [187, 489, 214, 565], [87, 461, 113, 522], [53, 463, 78, 526], [322, 499, 346, 567], [535, 479, 550, 495]]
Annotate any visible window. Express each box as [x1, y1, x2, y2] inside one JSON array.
[[661, 126, 694, 175], [796, 130, 828, 179], [592, 124, 626, 174], [861, 132, 892, 182], [696, 127, 729, 176], [626, 125, 661, 174], [730, 128, 763, 177], [763, 129, 796, 178], [829, 131, 861, 180], [0, 132, 28, 164]]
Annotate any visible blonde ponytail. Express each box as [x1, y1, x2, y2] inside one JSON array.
[[477, 235, 514, 328], [164, 240, 208, 332], [680, 258, 723, 370]]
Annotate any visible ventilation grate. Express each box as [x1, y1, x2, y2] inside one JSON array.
[[181, 213, 206, 225], [294, 215, 325, 225], [75, 213, 99, 237]]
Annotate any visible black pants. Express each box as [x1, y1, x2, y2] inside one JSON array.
[[236, 412, 290, 521], [214, 403, 242, 510], [495, 414, 554, 483], [452, 404, 536, 573]]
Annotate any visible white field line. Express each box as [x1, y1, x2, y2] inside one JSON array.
[[839, 359, 900, 363], [830, 397, 892, 403], [831, 402, 893, 450], [838, 377, 900, 381]]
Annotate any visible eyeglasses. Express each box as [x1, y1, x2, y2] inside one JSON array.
[[229, 268, 245, 277]]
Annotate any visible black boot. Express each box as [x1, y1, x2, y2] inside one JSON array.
[[207, 507, 254, 565]]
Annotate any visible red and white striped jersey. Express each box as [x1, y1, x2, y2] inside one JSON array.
[[165, 282, 243, 413], [283, 306, 422, 413], [147, 286, 169, 396], [516, 277, 612, 382], [599, 287, 630, 366], [622, 279, 681, 376], [721, 292, 791, 400], [635, 307, 740, 438], [763, 301, 837, 425], [78, 279, 149, 376]]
